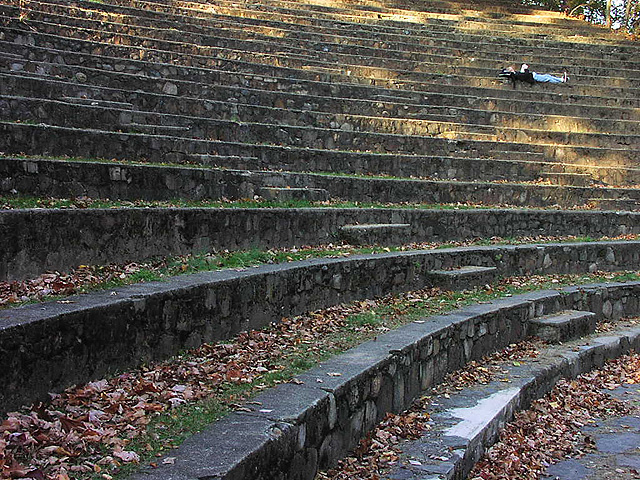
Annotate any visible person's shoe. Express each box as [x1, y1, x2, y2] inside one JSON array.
[[562, 71, 569, 83]]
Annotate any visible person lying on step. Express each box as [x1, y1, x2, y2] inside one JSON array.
[[499, 64, 568, 88]]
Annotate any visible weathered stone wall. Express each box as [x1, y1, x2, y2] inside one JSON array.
[[3, 158, 640, 208], [1, 241, 639, 413], [5, 91, 638, 150], [2, 205, 640, 281]]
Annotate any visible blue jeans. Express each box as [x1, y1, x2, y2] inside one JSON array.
[[532, 72, 564, 84]]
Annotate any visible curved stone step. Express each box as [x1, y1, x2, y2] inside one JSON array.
[[338, 223, 412, 245], [1, 240, 639, 409], [116, 281, 640, 480], [62, 96, 134, 110], [529, 309, 597, 343], [124, 122, 192, 134], [425, 265, 498, 291], [257, 186, 330, 202]]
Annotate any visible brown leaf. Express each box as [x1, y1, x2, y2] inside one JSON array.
[[113, 449, 140, 463]]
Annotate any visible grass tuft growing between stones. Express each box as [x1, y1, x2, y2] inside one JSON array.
[[3, 234, 640, 309], [0, 193, 510, 211]]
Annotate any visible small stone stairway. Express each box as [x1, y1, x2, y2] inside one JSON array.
[[529, 309, 597, 343], [338, 223, 413, 245], [425, 265, 499, 291], [256, 186, 329, 202]]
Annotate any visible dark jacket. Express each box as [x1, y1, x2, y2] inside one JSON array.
[[499, 68, 535, 88]]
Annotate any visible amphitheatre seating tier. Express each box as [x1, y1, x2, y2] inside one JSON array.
[[1, 241, 639, 412], [5, 157, 640, 212], [2, 206, 640, 281], [3, 0, 640, 477], [5, 93, 640, 153], [6, 3, 640, 75], [3, 13, 640, 93], [3, 36, 639, 109]]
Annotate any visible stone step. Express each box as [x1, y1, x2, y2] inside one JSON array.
[[1, 51, 23, 60], [256, 186, 330, 202], [62, 96, 134, 110], [6, 16, 640, 91], [27, 0, 640, 71], [7, 58, 640, 127], [539, 171, 594, 187], [4, 41, 640, 113], [338, 223, 412, 245], [6, 95, 640, 162], [300, 65, 343, 74], [425, 265, 498, 291], [9, 3, 640, 75], [189, 154, 261, 167], [588, 198, 640, 211], [125, 122, 192, 134], [484, 149, 547, 161], [438, 131, 498, 142], [528, 309, 597, 343]]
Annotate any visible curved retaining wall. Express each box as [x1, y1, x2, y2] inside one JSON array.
[[1, 240, 640, 413], [3, 157, 640, 208], [2, 206, 640, 281], [129, 282, 640, 480]]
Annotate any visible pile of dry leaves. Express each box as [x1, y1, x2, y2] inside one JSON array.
[[470, 352, 640, 480], [0, 288, 430, 479], [0, 262, 164, 307]]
